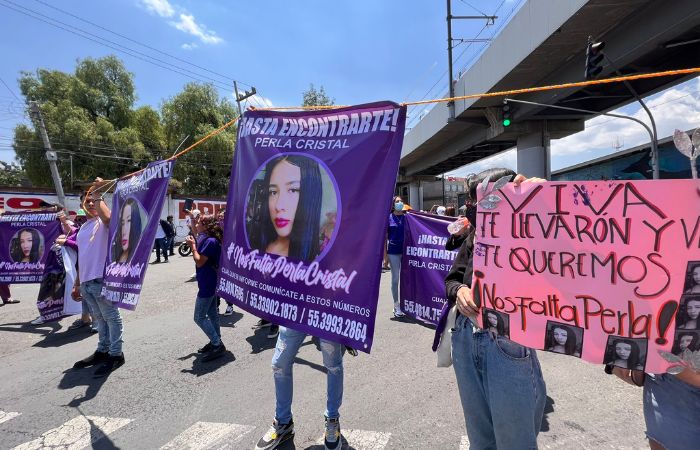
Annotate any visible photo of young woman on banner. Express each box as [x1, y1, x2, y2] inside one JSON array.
[[0, 211, 62, 283], [218, 102, 406, 352]]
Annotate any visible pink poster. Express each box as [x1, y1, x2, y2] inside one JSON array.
[[473, 179, 700, 373]]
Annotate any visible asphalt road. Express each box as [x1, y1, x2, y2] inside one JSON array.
[[0, 256, 648, 449]]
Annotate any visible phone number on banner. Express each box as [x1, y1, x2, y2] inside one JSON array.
[[247, 291, 367, 344]]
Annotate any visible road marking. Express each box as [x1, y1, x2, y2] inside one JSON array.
[[317, 429, 391, 450], [159, 421, 255, 450], [12, 415, 132, 450], [0, 411, 21, 425], [460, 435, 470, 449]]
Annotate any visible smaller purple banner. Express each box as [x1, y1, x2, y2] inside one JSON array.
[[0, 211, 61, 283], [37, 246, 66, 322], [102, 160, 174, 310], [400, 212, 458, 324]]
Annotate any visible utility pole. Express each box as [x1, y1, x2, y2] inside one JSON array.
[[29, 101, 66, 206], [233, 81, 257, 116], [446, 0, 496, 121]]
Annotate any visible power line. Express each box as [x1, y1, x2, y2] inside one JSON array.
[[31, 0, 254, 89], [0, 0, 244, 98], [0, 76, 21, 102], [458, 0, 488, 17]]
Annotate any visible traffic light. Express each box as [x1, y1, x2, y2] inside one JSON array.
[[585, 39, 605, 80], [502, 101, 512, 127]]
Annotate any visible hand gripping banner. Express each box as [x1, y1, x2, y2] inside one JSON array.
[[401, 212, 458, 324], [217, 102, 406, 351], [101, 160, 174, 310], [0, 211, 61, 283], [473, 179, 700, 373]]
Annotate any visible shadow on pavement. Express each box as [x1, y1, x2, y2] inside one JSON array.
[[58, 367, 108, 407], [219, 310, 244, 328], [274, 435, 354, 450], [33, 327, 94, 348], [293, 356, 327, 374], [246, 328, 279, 354], [180, 351, 236, 376], [86, 415, 120, 450], [0, 321, 61, 337], [540, 395, 555, 432]]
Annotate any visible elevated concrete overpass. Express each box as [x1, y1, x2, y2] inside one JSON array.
[[400, 0, 700, 206]]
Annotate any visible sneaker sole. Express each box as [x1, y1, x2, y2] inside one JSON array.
[[255, 431, 294, 450]]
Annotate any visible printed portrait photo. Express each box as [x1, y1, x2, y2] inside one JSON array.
[[603, 336, 647, 371], [672, 331, 699, 356], [482, 308, 510, 338], [543, 321, 583, 358], [683, 261, 700, 294], [676, 295, 700, 331], [245, 153, 339, 263], [9, 227, 44, 263], [111, 198, 146, 263]]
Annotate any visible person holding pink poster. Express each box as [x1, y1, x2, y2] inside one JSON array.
[[443, 168, 547, 450]]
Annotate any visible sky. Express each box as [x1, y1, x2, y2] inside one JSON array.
[[0, 0, 698, 175]]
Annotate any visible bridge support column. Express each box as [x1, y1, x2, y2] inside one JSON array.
[[408, 181, 423, 211], [516, 124, 551, 179]]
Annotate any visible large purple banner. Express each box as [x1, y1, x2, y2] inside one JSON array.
[[0, 211, 61, 283], [217, 102, 406, 351], [36, 245, 66, 322], [400, 212, 458, 324], [102, 160, 174, 310]]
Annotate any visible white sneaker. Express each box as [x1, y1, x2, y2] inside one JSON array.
[[223, 305, 234, 316], [30, 317, 45, 325], [393, 310, 406, 318]]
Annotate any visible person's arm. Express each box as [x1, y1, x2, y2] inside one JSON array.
[[57, 211, 74, 235], [444, 235, 479, 317], [186, 235, 209, 268], [90, 178, 112, 225]]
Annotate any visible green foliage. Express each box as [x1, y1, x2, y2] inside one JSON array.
[[0, 161, 27, 187], [11, 56, 235, 195], [162, 82, 236, 196], [302, 84, 335, 108]]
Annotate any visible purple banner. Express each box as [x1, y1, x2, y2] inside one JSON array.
[[0, 211, 61, 283], [102, 160, 174, 310], [217, 102, 406, 352], [400, 212, 458, 324], [37, 245, 66, 322]]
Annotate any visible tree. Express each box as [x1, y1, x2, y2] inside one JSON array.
[[0, 161, 26, 187], [13, 56, 157, 187], [302, 84, 335, 108], [161, 82, 236, 196]]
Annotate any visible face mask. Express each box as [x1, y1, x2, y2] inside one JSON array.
[[394, 202, 404, 212], [465, 204, 477, 227]]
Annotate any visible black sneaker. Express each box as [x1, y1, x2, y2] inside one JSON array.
[[198, 342, 214, 353], [323, 417, 343, 450], [73, 351, 109, 369], [267, 325, 279, 339], [255, 419, 294, 450], [252, 319, 271, 330], [201, 344, 226, 362], [93, 353, 125, 378]]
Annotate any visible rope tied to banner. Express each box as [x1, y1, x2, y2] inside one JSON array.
[[84, 66, 700, 199]]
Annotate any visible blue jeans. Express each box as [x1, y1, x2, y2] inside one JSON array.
[[271, 326, 344, 424], [80, 279, 123, 356], [194, 295, 221, 346], [451, 315, 546, 450], [644, 374, 700, 449], [155, 238, 169, 261], [388, 253, 402, 313]]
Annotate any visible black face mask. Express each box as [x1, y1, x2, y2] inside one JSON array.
[[465, 204, 477, 228]]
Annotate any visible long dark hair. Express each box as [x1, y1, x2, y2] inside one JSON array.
[[199, 214, 223, 243], [685, 262, 700, 291], [484, 309, 505, 336], [545, 324, 578, 355], [672, 331, 699, 354], [677, 297, 700, 330], [254, 155, 322, 262], [10, 228, 41, 262], [605, 339, 642, 369], [111, 199, 143, 263]]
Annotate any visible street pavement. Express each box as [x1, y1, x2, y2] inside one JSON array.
[[0, 255, 648, 449]]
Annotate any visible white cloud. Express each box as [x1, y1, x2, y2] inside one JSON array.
[[181, 42, 198, 50], [551, 77, 700, 170], [171, 13, 223, 45], [141, 0, 174, 17], [140, 0, 223, 45]]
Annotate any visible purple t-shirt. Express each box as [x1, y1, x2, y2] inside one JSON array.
[[76, 217, 109, 283], [387, 213, 405, 255], [196, 236, 221, 298]]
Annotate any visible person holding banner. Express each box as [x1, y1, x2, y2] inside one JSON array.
[[72, 183, 125, 378], [443, 168, 547, 450], [185, 214, 226, 361], [0, 284, 19, 305], [387, 195, 406, 318]]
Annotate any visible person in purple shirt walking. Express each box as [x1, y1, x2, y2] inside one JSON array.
[[186, 214, 226, 362], [72, 180, 125, 378], [386, 195, 406, 317]]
